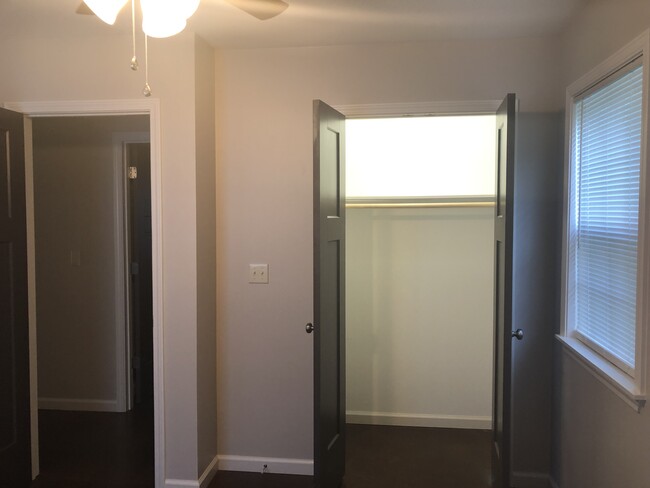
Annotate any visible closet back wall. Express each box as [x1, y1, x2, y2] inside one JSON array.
[[346, 204, 494, 429]]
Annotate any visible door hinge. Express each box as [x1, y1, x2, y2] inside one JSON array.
[[128, 166, 138, 180]]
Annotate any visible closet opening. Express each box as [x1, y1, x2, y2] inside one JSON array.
[[344, 114, 496, 487]]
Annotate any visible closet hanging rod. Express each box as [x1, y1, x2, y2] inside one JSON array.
[[345, 201, 495, 209]]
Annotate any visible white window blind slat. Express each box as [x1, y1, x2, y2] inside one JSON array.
[[571, 64, 643, 371]]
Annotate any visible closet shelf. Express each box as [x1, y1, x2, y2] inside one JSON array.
[[345, 201, 495, 209]]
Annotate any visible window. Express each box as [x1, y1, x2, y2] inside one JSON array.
[[560, 32, 650, 409], [346, 115, 496, 199]]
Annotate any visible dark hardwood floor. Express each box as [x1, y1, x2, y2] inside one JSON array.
[[343, 424, 491, 488], [208, 424, 491, 488], [210, 471, 312, 488], [30, 415, 489, 488], [30, 406, 154, 488]]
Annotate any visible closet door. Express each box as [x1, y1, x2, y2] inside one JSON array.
[[492, 93, 517, 488], [0, 107, 31, 487], [312, 99, 346, 488]]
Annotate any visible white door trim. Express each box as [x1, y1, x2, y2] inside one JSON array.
[[334, 100, 502, 118], [5, 99, 165, 488]]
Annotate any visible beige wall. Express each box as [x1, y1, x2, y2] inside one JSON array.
[[33, 115, 147, 409], [0, 18, 216, 482], [194, 36, 218, 476], [562, 0, 650, 87], [215, 35, 563, 467], [552, 2, 650, 487]]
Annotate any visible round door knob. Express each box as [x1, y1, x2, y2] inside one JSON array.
[[305, 323, 315, 334], [512, 329, 524, 340]]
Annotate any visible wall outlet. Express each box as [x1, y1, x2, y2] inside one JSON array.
[[249, 264, 269, 284]]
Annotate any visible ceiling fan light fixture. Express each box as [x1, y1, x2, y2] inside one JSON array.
[[177, 0, 201, 20], [142, 14, 187, 38], [83, 0, 128, 25], [141, 0, 195, 38]]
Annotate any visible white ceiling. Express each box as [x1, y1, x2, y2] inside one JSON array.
[[2, 0, 587, 49]]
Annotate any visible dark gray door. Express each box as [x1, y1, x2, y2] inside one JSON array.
[[126, 143, 153, 407], [0, 108, 31, 486], [492, 93, 516, 488], [312, 100, 346, 488]]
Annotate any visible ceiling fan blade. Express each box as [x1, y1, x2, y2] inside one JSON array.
[[76, 2, 95, 15], [224, 0, 289, 20]]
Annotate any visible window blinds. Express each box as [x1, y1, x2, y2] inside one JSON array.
[[572, 64, 643, 370]]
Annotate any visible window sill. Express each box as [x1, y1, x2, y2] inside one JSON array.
[[556, 335, 646, 412]]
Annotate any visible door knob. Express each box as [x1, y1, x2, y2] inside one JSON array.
[[306, 323, 315, 334], [512, 329, 524, 341]]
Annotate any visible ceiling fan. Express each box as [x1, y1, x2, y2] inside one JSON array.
[[76, 0, 289, 22], [76, 0, 288, 96]]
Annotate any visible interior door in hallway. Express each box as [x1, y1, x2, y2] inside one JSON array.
[[492, 93, 516, 488], [0, 107, 31, 486], [126, 142, 153, 407], [312, 100, 346, 488]]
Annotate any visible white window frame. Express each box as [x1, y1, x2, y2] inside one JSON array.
[[559, 31, 650, 411]]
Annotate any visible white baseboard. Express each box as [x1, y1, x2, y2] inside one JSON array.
[[164, 454, 218, 488], [38, 397, 120, 412], [512, 471, 552, 488], [217, 455, 313, 476], [199, 455, 219, 488], [165, 481, 199, 488], [346, 411, 492, 430]]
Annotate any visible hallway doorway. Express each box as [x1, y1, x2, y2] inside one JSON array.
[[29, 115, 154, 487]]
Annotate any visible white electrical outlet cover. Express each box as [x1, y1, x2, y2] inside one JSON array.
[[249, 264, 269, 284]]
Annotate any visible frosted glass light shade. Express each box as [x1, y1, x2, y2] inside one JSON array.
[[142, 12, 187, 38], [141, 0, 198, 38], [83, 0, 128, 25], [177, 0, 200, 19]]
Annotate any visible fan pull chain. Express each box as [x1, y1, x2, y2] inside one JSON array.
[[143, 34, 152, 97], [130, 0, 138, 70]]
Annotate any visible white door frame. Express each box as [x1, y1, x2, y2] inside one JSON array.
[[4, 99, 165, 488], [334, 100, 502, 118]]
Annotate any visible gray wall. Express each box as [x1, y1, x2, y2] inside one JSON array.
[[551, 1, 650, 487], [214, 33, 564, 471], [33, 115, 148, 410]]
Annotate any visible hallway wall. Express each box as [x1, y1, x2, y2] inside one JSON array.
[[33, 115, 148, 411]]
